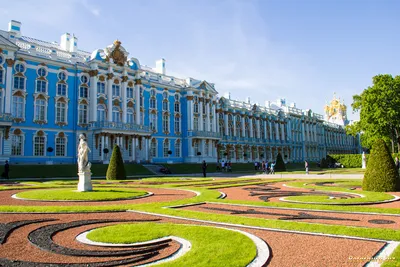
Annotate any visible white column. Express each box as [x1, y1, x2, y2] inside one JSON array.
[[135, 80, 141, 125], [233, 115, 236, 137], [132, 137, 136, 162], [216, 110, 219, 133], [201, 139, 205, 156], [269, 121, 273, 140], [241, 116, 246, 137], [199, 100, 204, 131], [281, 123, 285, 141], [5, 58, 14, 114], [190, 99, 194, 130], [206, 101, 210, 131], [224, 113, 228, 136], [89, 68, 98, 122], [249, 119, 253, 138], [187, 97, 192, 130], [101, 135, 105, 161], [107, 71, 113, 122], [263, 120, 267, 140], [256, 119, 260, 138], [145, 138, 149, 161], [212, 103, 216, 132], [121, 72, 128, 123], [275, 122, 279, 141]]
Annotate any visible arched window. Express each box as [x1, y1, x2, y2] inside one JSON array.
[[219, 121, 224, 135], [78, 104, 88, 124], [236, 116, 241, 137], [112, 83, 120, 97], [55, 133, 66, 157], [14, 63, 26, 90], [163, 139, 169, 157], [97, 105, 106, 122], [150, 112, 157, 131], [34, 98, 46, 121], [79, 86, 88, 98], [127, 108, 134, 123], [33, 131, 45, 156], [175, 139, 181, 157], [150, 138, 157, 158], [163, 113, 169, 132], [97, 80, 106, 94], [174, 116, 181, 133], [162, 92, 169, 111], [12, 95, 24, 119], [56, 101, 67, 123], [112, 107, 121, 123], [150, 97, 156, 109], [228, 121, 234, 136], [193, 96, 199, 113], [127, 86, 134, 98], [194, 117, 199, 131], [252, 119, 257, 138], [11, 129, 23, 156]]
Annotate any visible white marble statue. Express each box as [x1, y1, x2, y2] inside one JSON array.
[[362, 151, 366, 169], [77, 134, 92, 191], [77, 134, 91, 173]]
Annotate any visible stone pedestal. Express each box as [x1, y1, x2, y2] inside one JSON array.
[[77, 171, 92, 192], [362, 152, 366, 169]]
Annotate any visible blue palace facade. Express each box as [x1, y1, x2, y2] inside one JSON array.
[[0, 20, 360, 165]]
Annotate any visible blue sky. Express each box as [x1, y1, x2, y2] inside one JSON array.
[[1, 0, 400, 121]]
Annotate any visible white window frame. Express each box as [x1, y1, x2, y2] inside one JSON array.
[[34, 97, 48, 122], [150, 138, 157, 158], [55, 101, 68, 124], [55, 136, 67, 157], [11, 133, 24, 156], [175, 139, 181, 157], [162, 114, 169, 133], [12, 95, 25, 119], [33, 133, 46, 157], [78, 104, 88, 124]]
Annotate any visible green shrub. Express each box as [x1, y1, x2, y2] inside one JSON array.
[[275, 153, 286, 171], [320, 158, 328, 168], [363, 139, 400, 192], [106, 145, 126, 180], [328, 154, 370, 168]]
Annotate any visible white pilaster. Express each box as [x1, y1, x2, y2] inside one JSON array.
[[89, 65, 98, 122], [256, 119, 260, 138], [212, 102, 216, 132], [4, 57, 14, 114], [131, 137, 136, 162], [199, 100, 203, 131], [233, 115, 236, 137], [135, 78, 141, 125], [206, 100, 210, 131], [241, 116, 245, 137], [224, 113, 228, 136], [107, 68, 113, 122], [121, 70, 128, 123], [101, 135, 105, 161]]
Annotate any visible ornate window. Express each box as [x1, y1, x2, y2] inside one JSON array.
[[79, 86, 88, 98], [97, 105, 106, 122], [15, 63, 25, 73], [37, 67, 47, 77], [13, 76, 25, 90], [194, 117, 199, 131], [150, 97, 156, 109], [205, 141, 209, 156], [162, 92, 169, 111], [34, 98, 46, 121], [127, 86, 134, 98], [150, 138, 157, 158], [36, 80, 47, 93], [56, 101, 67, 123], [252, 119, 257, 138], [150, 112, 157, 131], [57, 83, 67, 96], [11, 129, 23, 156], [55, 133, 66, 157], [33, 131, 45, 156], [193, 96, 199, 113], [112, 84, 120, 97], [174, 102, 180, 113], [127, 108, 134, 123], [58, 72, 67, 81], [112, 106, 121, 122], [162, 113, 169, 133], [140, 88, 144, 107], [202, 101, 206, 114], [174, 116, 180, 133], [12, 95, 24, 119], [163, 139, 169, 157], [80, 75, 88, 84], [236, 116, 241, 137], [78, 103, 88, 124], [175, 139, 181, 157], [97, 81, 106, 94]]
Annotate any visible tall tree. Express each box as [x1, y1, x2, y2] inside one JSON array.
[[347, 74, 400, 151]]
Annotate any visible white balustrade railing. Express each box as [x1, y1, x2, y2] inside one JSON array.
[[16, 41, 31, 50], [36, 46, 52, 54]]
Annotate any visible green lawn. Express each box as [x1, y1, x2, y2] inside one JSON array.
[[5, 163, 152, 178], [87, 222, 257, 267], [15, 188, 148, 201]]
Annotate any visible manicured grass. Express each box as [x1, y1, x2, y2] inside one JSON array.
[[382, 244, 400, 266], [87, 222, 257, 267], [163, 163, 256, 174], [6, 163, 152, 178], [15, 188, 147, 201]]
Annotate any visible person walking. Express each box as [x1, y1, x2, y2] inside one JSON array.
[[305, 160, 309, 175], [201, 160, 208, 177], [3, 160, 9, 179], [270, 162, 275, 174]]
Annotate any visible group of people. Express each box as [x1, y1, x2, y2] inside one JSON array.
[[254, 161, 276, 174], [217, 160, 232, 172]]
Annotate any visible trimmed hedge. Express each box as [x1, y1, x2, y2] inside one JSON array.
[[328, 153, 400, 168], [275, 153, 286, 171], [363, 139, 400, 192], [106, 145, 126, 180]]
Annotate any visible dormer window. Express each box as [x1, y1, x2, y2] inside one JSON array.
[[58, 72, 67, 81], [80, 75, 88, 84], [15, 63, 25, 73]]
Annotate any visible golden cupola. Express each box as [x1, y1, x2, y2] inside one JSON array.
[[324, 93, 348, 126]]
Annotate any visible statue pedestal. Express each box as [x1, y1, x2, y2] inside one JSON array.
[[77, 171, 92, 192]]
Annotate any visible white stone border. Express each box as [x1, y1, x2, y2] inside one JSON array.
[[365, 241, 400, 267], [77, 222, 269, 267], [77, 232, 191, 267], [218, 191, 227, 199], [11, 192, 154, 202]]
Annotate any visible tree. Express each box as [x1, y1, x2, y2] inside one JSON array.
[[275, 153, 286, 171], [348, 74, 400, 151], [106, 145, 126, 180], [362, 139, 400, 192]]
